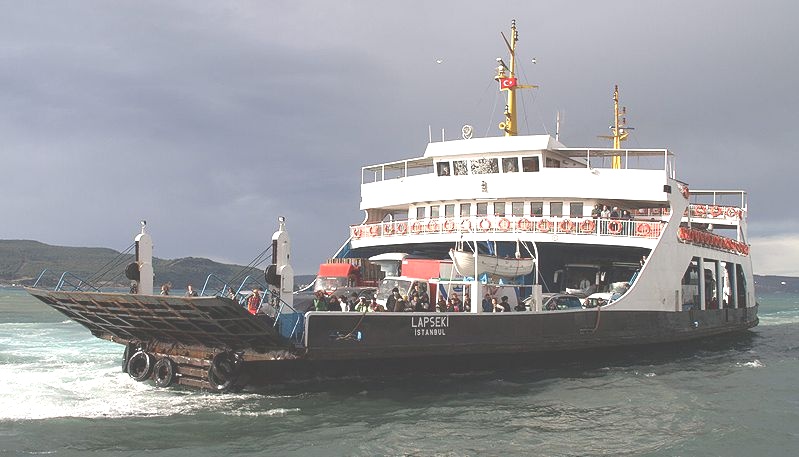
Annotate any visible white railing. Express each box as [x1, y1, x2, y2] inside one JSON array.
[[351, 216, 664, 240]]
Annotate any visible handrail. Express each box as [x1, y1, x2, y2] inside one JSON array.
[[32, 269, 50, 288], [200, 273, 230, 297], [55, 271, 101, 292]]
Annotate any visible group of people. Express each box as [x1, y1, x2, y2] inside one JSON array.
[[592, 204, 633, 221], [481, 293, 527, 312], [313, 290, 386, 313]]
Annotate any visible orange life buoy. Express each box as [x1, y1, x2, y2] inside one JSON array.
[[443, 219, 455, 232], [607, 220, 622, 235], [693, 205, 706, 217], [461, 219, 472, 231], [395, 222, 407, 234], [537, 219, 551, 233], [580, 219, 596, 233], [427, 220, 440, 233], [498, 218, 511, 232], [725, 207, 737, 218], [710, 206, 722, 217], [558, 219, 574, 233], [383, 223, 394, 235], [635, 223, 652, 237], [411, 221, 423, 234], [369, 225, 380, 236], [479, 218, 492, 231], [352, 226, 362, 239], [517, 218, 532, 231]]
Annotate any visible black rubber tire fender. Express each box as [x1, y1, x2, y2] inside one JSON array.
[[153, 357, 177, 388], [127, 351, 154, 382], [208, 352, 241, 392]]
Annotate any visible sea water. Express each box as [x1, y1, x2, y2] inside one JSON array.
[[1, 287, 797, 456]]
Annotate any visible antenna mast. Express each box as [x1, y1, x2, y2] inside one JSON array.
[[495, 20, 537, 137], [598, 85, 633, 168]]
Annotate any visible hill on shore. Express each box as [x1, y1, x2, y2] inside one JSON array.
[[2, 239, 794, 294], [0, 239, 315, 290]]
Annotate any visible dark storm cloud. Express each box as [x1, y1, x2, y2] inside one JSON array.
[[0, 1, 796, 273]]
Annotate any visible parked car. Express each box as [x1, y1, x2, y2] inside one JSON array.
[[541, 293, 584, 311]]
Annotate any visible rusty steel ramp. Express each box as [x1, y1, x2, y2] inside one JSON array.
[[26, 288, 284, 351]]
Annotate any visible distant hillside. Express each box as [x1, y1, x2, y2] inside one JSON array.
[[753, 275, 799, 294], [0, 239, 316, 290]]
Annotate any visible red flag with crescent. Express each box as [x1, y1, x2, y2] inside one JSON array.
[[499, 77, 517, 89]]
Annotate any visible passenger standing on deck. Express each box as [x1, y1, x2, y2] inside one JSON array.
[[313, 291, 328, 311], [492, 297, 504, 312], [386, 288, 399, 312], [337, 295, 350, 312], [369, 296, 385, 312], [499, 296, 512, 312], [601, 206, 611, 219], [355, 296, 369, 313], [160, 283, 171, 295], [436, 294, 447, 312], [413, 284, 430, 310], [482, 293, 492, 312], [247, 288, 262, 314], [185, 284, 198, 297], [463, 293, 472, 312], [450, 293, 462, 311]]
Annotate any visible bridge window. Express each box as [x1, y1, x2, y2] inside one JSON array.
[[471, 158, 499, 174], [453, 160, 468, 176], [430, 205, 440, 218], [416, 207, 426, 219], [460, 203, 472, 217], [530, 202, 543, 217], [477, 202, 488, 216], [502, 158, 519, 173], [444, 204, 455, 217], [569, 202, 584, 218], [522, 156, 540, 172], [546, 157, 561, 168], [512, 202, 524, 217], [549, 202, 563, 217], [437, 162, 450, 176], [494, 202, 506, 217]]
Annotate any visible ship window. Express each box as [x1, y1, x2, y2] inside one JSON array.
[[522, 156, 540, 172], [735, 264, 747, 307], [569, 202, 584, 218], [471, 158, 499, 174], [681, 258, 700, 310], [430, 205, 440, 218], [545, 157, 561, 168], [416, 207, 426, 219], [703, 259, 719, 309], [460, 203, 472, 217], [512, 202, 524, 217], [549, 202, 563, 217], [437, 162, 451, 176], [477, 203, 488, 216], [444, 204, 455, 217], [530, 202, 543, 217], [453, 160, 468, 175], [494, 202, 506, 217], [502, 158, 519, 173]]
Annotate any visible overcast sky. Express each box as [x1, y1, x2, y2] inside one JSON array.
[[1, 1, 797, 275]]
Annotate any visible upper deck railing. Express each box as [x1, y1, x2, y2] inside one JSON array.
[[361, 148, 675, 184]]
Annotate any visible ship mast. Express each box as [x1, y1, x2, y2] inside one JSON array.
[[495, 20, 537, 137], [598, 85, 633, 168]]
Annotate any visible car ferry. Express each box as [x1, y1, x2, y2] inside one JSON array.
[[26, 21, 757, 391]]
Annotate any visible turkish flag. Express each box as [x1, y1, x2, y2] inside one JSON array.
[[499, 78, 517, 89]]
